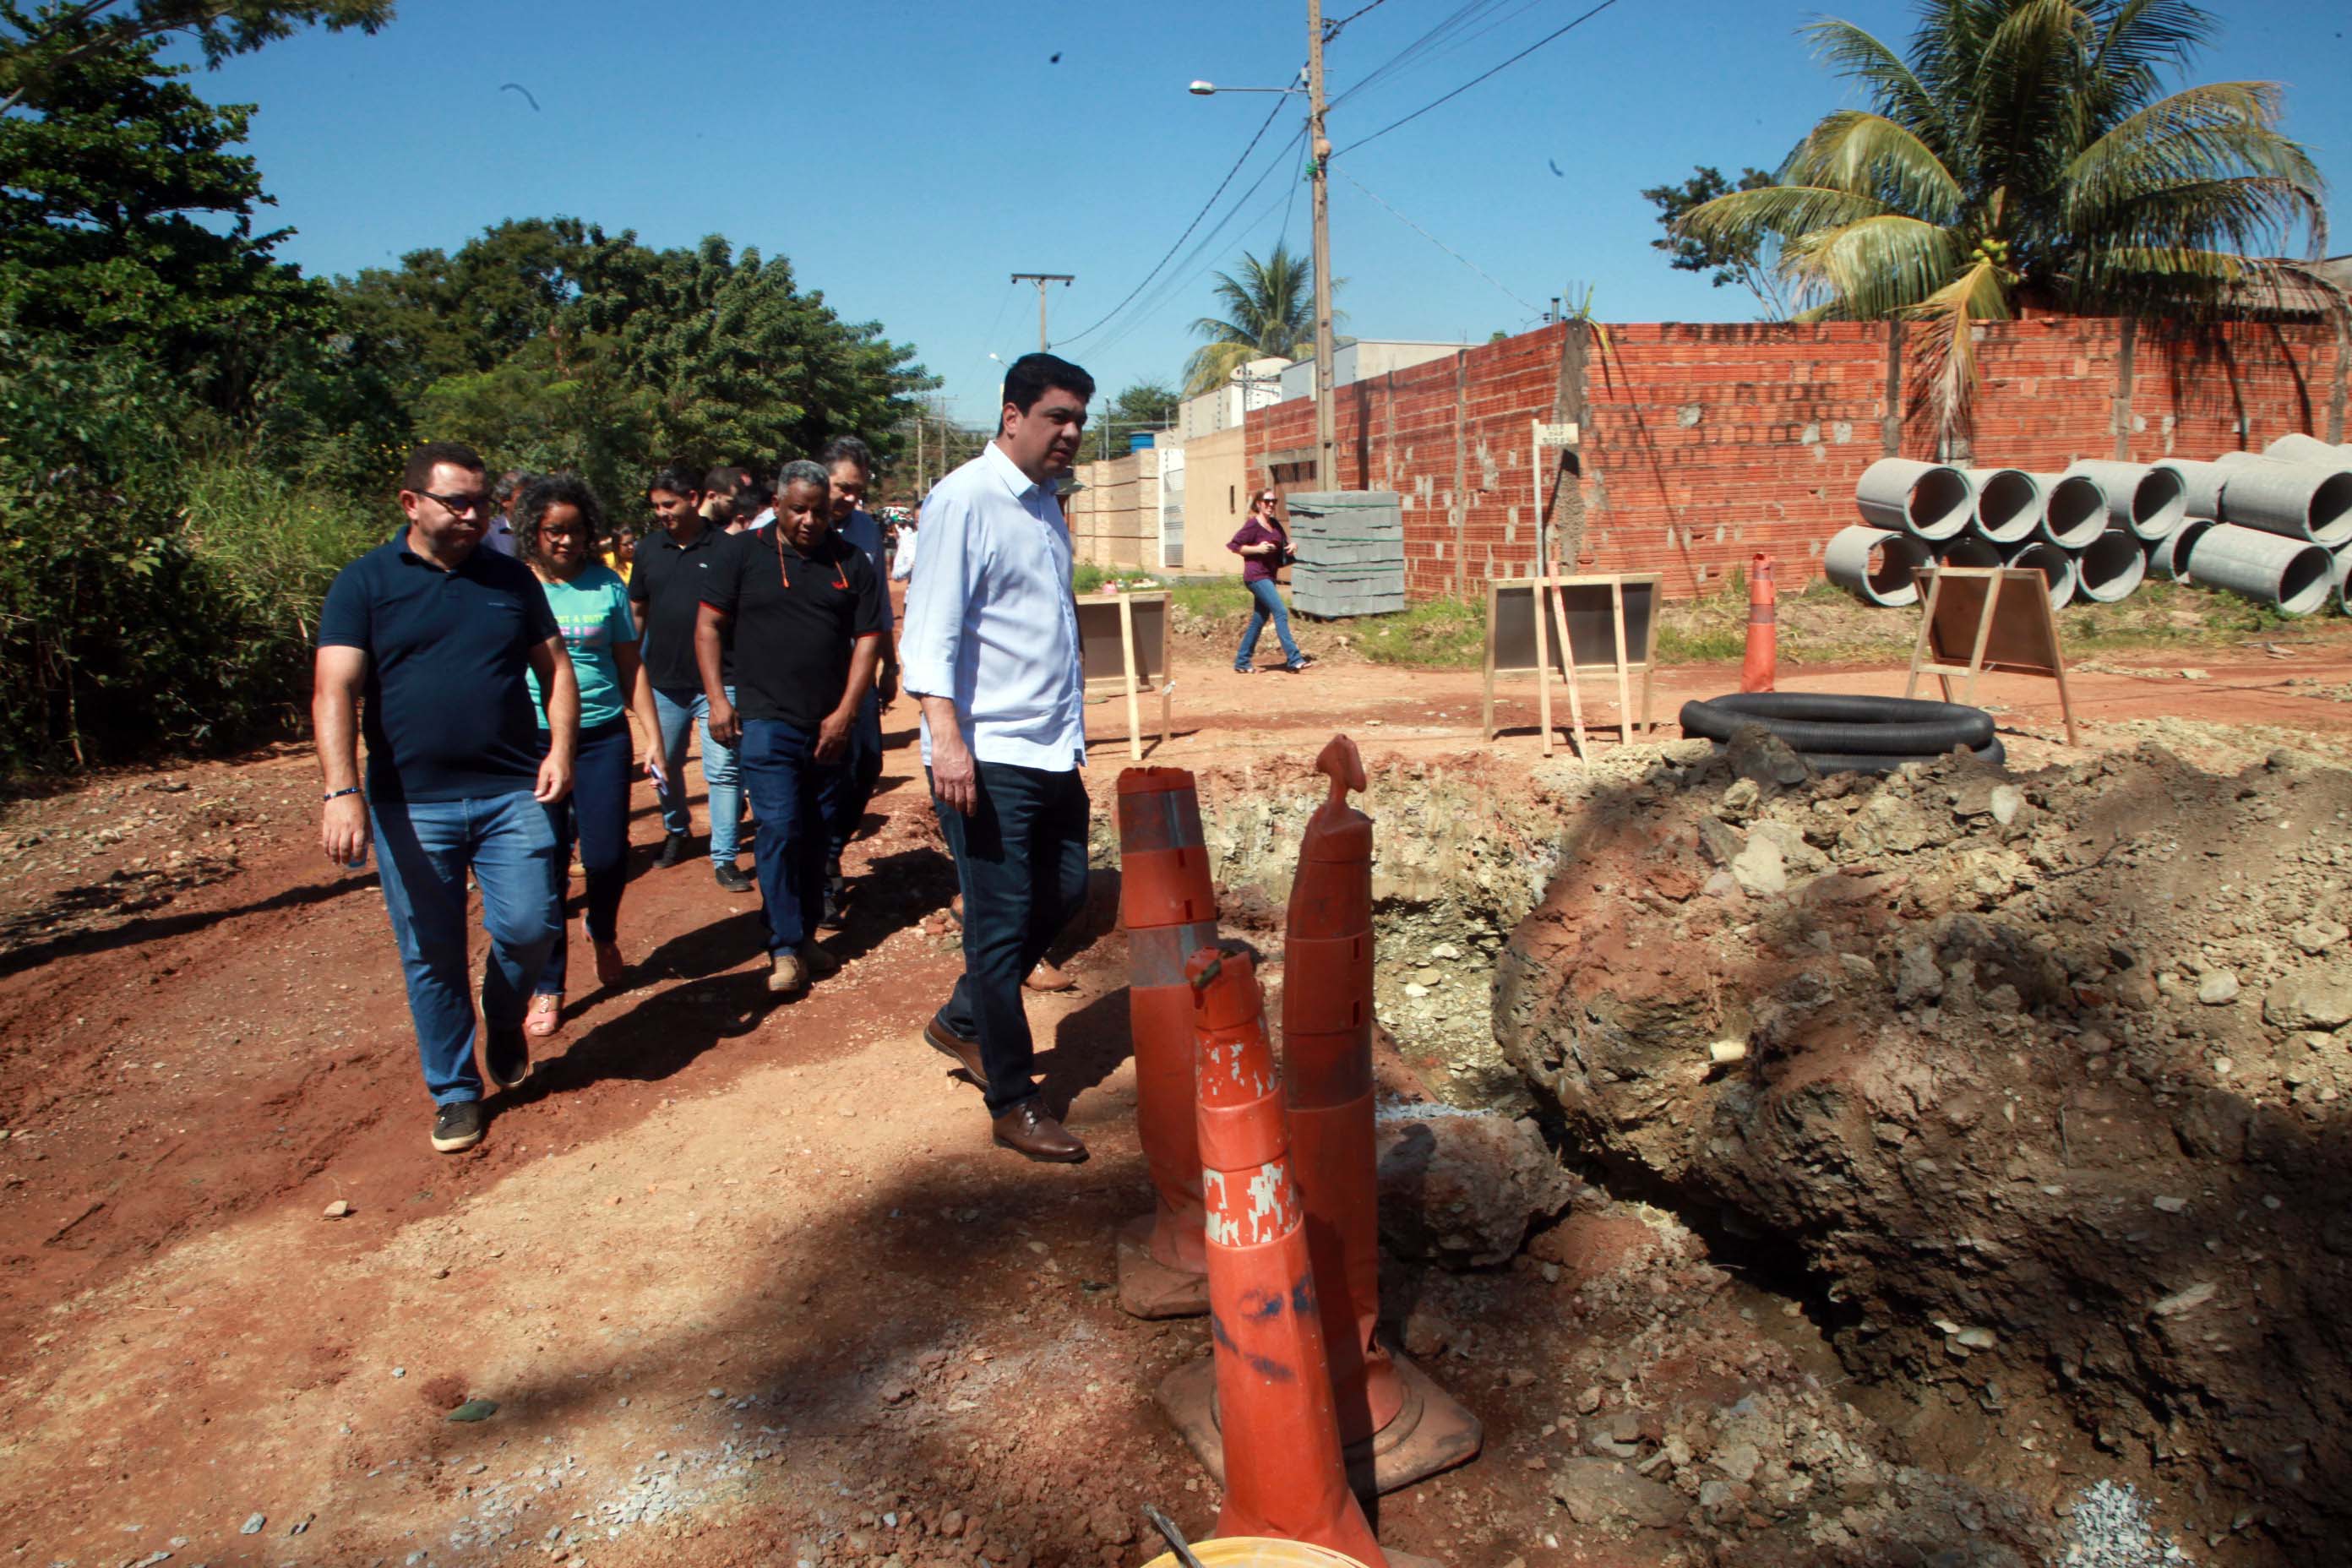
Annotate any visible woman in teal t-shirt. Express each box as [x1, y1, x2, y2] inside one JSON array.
[[516, 475, 663, 1036]]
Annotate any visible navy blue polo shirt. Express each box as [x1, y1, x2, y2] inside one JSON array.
[[629, 520, 733, 695], [318, 534, 561, 803]]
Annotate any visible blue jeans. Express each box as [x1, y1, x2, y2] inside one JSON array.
[[652, 684, 741, 864], [738, 719, 846, 956], [1235, 577, 1301, 671], [369, 791, 560, 1105], [825, 689, 885, 869], [538, 718, 633, 995], [932, 762, 1090, 1114]]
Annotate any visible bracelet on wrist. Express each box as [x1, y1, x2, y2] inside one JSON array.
[[324, 786, 361, 803]]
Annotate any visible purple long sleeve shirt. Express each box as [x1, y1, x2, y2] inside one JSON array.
[[1227, 516, 1290, 584]]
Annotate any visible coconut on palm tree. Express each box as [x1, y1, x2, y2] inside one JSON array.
[[1674, 0, 2327, 435], [1184, 241, 1342, 395]]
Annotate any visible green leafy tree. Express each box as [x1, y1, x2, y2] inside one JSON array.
[[1641, 165, 1791, 318], [1184, 241, 1337, 395], [1674, 0, 2326, 436], [0, 19, 332, 416], [1091, 378, 1179, 457], [2, 0, 395, 112]]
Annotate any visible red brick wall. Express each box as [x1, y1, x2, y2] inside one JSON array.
[[1241, 316, 2346, 602]]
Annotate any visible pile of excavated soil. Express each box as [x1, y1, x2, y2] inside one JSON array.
[[1494, 735, 2352, 1565]]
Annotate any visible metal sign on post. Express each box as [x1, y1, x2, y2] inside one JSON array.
[[1530, 420, 1582, 571]]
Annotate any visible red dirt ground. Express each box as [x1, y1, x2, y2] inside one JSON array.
[[6, 614, 2352, 1568]]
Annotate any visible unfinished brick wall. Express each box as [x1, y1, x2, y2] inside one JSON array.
[[1241, 315, 2346, 602]]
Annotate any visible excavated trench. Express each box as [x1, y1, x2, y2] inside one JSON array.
[[1162, 743, 2349, 1566]]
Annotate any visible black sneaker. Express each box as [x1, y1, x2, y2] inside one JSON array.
[[818, 875, 847, 931], [483, 1024, 531, 1092], [431, 1100, 484, 1153], [655, 830, 693, 868], [715, 862, 755, 893], [1285, 655, 1316, 672]]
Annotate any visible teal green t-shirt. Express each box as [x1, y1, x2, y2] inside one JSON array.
[[527, 564, 638, 728]]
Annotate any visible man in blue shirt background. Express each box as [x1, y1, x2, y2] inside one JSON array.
[[817, 434, 898, 928], [313, 441, 580, 1155]]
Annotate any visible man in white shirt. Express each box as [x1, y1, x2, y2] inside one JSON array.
[[901, 353, 1094, 1162]]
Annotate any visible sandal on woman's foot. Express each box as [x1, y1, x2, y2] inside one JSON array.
[[525, 993, 564, 1038]]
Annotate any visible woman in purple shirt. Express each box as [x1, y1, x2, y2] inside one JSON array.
[[1228, 489, 1314, 673]]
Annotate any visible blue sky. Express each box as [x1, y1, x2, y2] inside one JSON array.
[[177, 0, 2351, 426]]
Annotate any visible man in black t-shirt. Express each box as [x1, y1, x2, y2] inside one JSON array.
[[313, 441, 579, 1155], [698, 460, 889, 994]]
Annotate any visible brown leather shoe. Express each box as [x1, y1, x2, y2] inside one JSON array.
[[923, 1016, 984, 1086], [992, 1098, 1088, 1163], [1024, 959, 1075, 993]]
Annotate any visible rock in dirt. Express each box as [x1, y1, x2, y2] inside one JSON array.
[[1725, 725, 1813, 790], [2265, 970, 2352, 1032], [2197, 970, 2240, 1005], [445, 1398, 498, 1423], [241, 1513, 265, 1534], [1374, 1108, 1575, 1267], [1548, 1456, 1685, 1531], [1730, 835, 1787, 897], [2292, 920, 2348, 956], [320, 1199, 351, 1219]]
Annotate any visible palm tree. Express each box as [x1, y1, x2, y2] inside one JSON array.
[[1675, 0, 2326, 437], [1184, 242, 1338, 395]]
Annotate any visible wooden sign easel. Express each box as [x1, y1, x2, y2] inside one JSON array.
[[1481, 573, 1658, 760], [1904, 565, 2078, 745], [1076, 589, 1174, 761]]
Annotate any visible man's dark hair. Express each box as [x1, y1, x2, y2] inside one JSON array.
[[402, 441, 486, 492], [494, 469, 530, 506], [1000, 352, 1094, 415], [703, 464, 752, 497], [734, 481, 772, 516], [515, 474, 608, 570], [819, 435, 875, 477], [648, 463, 703, 501]]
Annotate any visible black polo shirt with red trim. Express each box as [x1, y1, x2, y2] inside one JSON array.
[[700, 525, 887, 728]]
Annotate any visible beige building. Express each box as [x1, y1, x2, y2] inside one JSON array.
[[1063, 425, 1252, 576]]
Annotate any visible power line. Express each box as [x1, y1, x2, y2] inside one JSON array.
[[1330, 0, 1507, 110], [1322, 0, 1393, 40], [1335, 0, 1623, 156], [1052, 93, 1293, 349], [1086, 129, 1307, 360], [1337, 167, 1543, 317]]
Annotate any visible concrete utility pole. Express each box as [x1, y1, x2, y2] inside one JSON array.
[[1306, 0, 1337, 488], [1010, 273, 1075, 351]]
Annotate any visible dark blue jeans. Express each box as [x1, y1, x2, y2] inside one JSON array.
[[652, 684, 742, 864], [738, 718, 846, 956], [538, 718, 632, 994], [825, 689, 886, 871], [369, 791, 559, 1105], [932, 762, 1090, 1114], [1235, 577, 1302, 671]]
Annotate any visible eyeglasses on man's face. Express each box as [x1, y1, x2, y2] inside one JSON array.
[[412, 488, 493, 515]]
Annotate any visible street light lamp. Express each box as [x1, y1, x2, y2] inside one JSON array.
[[1190, 8, 1335, 489]]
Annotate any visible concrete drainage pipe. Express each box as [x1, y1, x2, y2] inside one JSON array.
[[1855, 459, 1972, 541], [2184, 523, 2335, 614], [2147, 518, 2214, 582], [1936, 536, 2003, 567], [2268, 433, 2352, 466], [2004, 540, 2080, 609], [1824, 525, 1932, 607], [2076, 529, 2148, 602], [2064, 460, 2185, 542], [2031, 472, 2108, 549], [2154, 459, 2230, 520], [2213, 454, 2352, 546], [2331, 545, 2352, 616], [1963, 468, 2042, 544]]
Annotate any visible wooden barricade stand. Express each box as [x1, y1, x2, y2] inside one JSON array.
[[1077, 589, 1175, 761], [1904, 565, 2079, 745], [1481, 573, 1659, 760]]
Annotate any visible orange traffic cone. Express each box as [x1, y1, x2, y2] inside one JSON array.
[[1282, 737, 1482, 1494], [1740, 552, 1777, 693], [1167, 946, 1386, 1567], [1114, 766, 1220, 1319]]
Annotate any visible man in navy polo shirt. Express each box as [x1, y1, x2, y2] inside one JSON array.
[[313, 441, 580, 1155], [698, 460, 888, 995]]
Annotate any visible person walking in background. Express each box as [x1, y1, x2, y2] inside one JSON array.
[[818, 435, 897, 928], [901, 352, 1095, 1164], [630, 465, 753, 891], [513, 475, 663, 1039], [313, 441, 577, 1155], [482, 470, 527, 558], [890, 506, 919, 581], [698, 460, 888, 995], [600, 524, 635, 585], [1228, 487, 1312, 673]]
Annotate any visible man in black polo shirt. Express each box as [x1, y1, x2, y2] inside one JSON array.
[[630, 464, 752, 891], [698, 460, 887, 994], [313, 441, 580, 1155]]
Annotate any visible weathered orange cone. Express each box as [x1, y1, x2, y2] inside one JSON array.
[[1740, 552, 1777, 693], [1114, 766, 1219, 1319], [1283, 736, 1482, 1494], [1162, 947, 1386, 1567]]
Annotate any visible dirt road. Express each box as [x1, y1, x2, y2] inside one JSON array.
[[6, 623, 2352, 1567]]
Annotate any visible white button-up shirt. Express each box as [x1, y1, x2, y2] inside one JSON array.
[[901, 441, 1086, 771]]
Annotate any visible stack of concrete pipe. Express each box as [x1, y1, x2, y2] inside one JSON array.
[[1833, 437, 2352, 615]]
